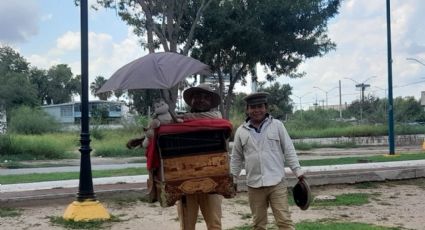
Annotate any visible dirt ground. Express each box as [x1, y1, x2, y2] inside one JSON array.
[[1, 179, 424, 230]]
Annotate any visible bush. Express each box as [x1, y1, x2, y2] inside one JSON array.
[[0, 135, 13, 155], [9, 106, 61, 134], [0, 134, 75, 160]]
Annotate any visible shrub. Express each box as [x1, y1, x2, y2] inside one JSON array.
[[0, 134, 75, 160], [9, 106, 60, 134], [0, 135, 13, 155]]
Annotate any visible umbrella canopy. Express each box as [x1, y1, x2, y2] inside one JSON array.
[[97, 52, 211, 93]]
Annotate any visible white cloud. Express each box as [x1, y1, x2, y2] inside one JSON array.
[[56, 31, 80, 51], [283, 0, 425, 108], [0, 1, 41, 43]]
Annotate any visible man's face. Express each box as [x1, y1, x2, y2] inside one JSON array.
[[190, 92, 212, 112], [246, 103, 267, 123]]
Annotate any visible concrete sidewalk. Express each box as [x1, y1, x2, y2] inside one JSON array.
[[2, 160, 425, 205], [0, 163, 145, 176]]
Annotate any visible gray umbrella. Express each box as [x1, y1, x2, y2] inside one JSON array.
[[97, 52, 211, 93]]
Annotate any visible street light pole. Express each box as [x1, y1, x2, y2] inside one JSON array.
[[63, 0, 110, 221], [313, 86, 338, 107], [406, 57, 425, 66], [293, 92, 312, 112]]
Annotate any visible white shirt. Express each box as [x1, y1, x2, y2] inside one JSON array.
[[231, 116, 303, 188]]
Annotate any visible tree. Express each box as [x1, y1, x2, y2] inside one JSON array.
[[191, 0, 340, 118], [91, 0, 213, 111], [128, 89, 161, 115], [90, 1, 340, 117], [40, 64, 80, 105], [90, 76, 112, 100], [0, 46, 38, 118], [114, 89, 124, 101], [394, 96, 423, 123], [29, 67, 49, 105], [258, 82, 293, 120], [0, 46, 30, 74]]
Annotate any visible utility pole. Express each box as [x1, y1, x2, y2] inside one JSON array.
[[345, 76, 376, 122], [339, 80, 342, 119], [356, 83, 370, 121]]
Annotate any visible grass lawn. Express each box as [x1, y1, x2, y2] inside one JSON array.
[[0, 167, 147, 185], [1, 152, 424, 184], [300, 152, 425, 166], [229, 221, 401, 230]]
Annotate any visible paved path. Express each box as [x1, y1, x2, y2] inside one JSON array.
[[1, 145, 424, 204], [0, 163, 145, 175]]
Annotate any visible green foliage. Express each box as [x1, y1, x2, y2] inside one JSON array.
[[49, 215, 121, 229], [294, 141, 357, 150], [313, 193, 370, 207], [0, 167, 147, 185], [91, 129, 144, 157], [0, 71, 39, 117], [8, 106, 60, 134], [0, 46, 83, 119], [346, 95, 425, 123], [191, 0, 340, 117], [127, 89, 161, 115], [0, 134, 13, 155], [90, 75, 111, 100], [286, 108, 345, 131], [296, 220, 401, 230], [0, 46, 29, 74], [0, 134, 75, 160], [299, 152, 425, 167], [259, 82, 293, 120], [0, 207, 22, 217], [41, 64, 80, 104]]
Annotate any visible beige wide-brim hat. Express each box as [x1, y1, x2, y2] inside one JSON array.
[[183, 83, 221, 108]]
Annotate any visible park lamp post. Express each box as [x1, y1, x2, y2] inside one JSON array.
[[386, 0, 395, 155], [63, 0, 110, 221], [313, 86, 337, 108]]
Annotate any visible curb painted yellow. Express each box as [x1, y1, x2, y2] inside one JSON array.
[[63, 201, 110, 221]]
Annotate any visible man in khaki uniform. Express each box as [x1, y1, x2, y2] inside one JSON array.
[[177, 83, 223, 230]]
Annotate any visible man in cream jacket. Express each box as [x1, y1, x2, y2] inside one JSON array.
[[231, 92, 304, 230]]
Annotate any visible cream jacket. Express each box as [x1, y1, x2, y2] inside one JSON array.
[[231, 116, 303, 188]]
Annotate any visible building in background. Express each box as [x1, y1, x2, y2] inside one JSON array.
[[41, 100, 127, 124]]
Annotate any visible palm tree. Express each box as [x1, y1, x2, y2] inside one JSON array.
[[90, 76, 112, 100]]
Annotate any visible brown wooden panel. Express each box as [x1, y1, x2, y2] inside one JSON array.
[[155, 175, 236, 207], [162, 152, 229, 181]]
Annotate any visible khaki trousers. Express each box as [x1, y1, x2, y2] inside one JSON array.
[[247, 181, 294, 230], [177, 193, 222, 230]]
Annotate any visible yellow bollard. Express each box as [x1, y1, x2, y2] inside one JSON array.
[[63, 200, 110, 221], [422, 140, 425, 150]]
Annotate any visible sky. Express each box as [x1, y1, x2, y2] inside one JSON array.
[[1, 0, 425, 109]]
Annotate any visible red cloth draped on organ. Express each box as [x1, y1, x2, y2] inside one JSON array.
[[145, 119, 233, 170]]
